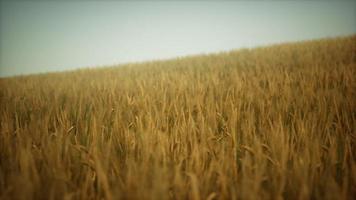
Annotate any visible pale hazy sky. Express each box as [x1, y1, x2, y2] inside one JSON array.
[[1, 0, 355, 77]]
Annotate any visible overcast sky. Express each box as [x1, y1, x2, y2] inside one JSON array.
[[1, 0, 355, 77]]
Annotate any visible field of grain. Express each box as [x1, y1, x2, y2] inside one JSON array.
[[0, 36, 355, 200]]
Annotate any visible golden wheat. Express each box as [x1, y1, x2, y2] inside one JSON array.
[[0, 36, 355, 200]]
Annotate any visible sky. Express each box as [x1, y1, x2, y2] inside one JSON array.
[[0, 0, 356, 77]]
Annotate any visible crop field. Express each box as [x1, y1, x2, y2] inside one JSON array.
[[0, 36, 355, 200]]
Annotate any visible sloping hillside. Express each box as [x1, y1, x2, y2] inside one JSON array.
[[0, 35, 355, 200]]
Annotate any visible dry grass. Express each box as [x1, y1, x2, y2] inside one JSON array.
[[0, 35, 355, 200]]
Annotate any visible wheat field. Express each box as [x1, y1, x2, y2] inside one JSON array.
[[0, 36, 355, 200]]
